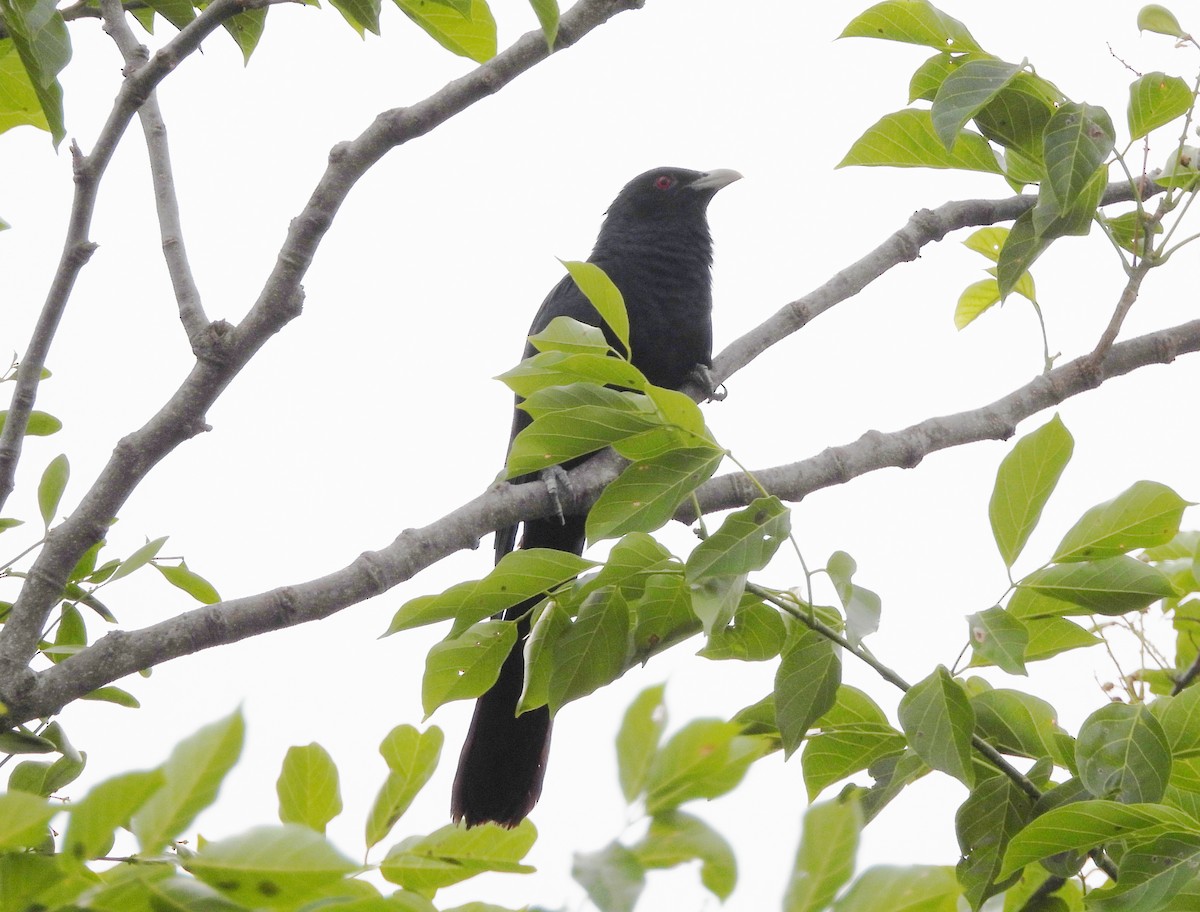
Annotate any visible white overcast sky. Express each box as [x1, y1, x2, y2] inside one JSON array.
[[3, 1, 1199, 908]]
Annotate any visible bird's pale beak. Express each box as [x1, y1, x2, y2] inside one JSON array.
[[689, 169, 744, 191]]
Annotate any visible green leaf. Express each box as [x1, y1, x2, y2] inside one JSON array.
[[616, 684, 666, 803], [1157, 143, 1200, 190], [1023, 615, 1102, 661], [184, 824, 357, 907], [966, 606, 1028, 675], [827, 551, 882, 647], [785, 795, 862, 912], [548, 587, 631, 713], [1053, 480, 1191, 563], [954, 278, 1000, 330], [838, 0, 983, 51], [0, 790, 57, 849], [65, 769, 165, 860], [153, 560, 221, 604], [386, 548, 594, 635], [497, 350, 648, 398], [684, 496, 790, 582], [776, 626, 841, 758], [380, 820, 536, 893], [140, 0, 195, 29], [1138, 5, 1186, 38], [572, 841, 644, 912], [1105, 209, 1162, 256], [908, 50, 970, 103], [393, 0, 496, 63], [801, 687, 908, 800], [526, 318, 611, 356], [644, 720, 769, 814], [930, 57, 1024, 150], [506, 403, 658, 478], [0, 729, 55, 753], [132, 708, 246, 853], [329, 0, 381, 35], [81, 685, 139, 707], [1128, 72, 1194, 140], [1019, 555, 1178, 615], [955, 772, 1032, 908], [422, 619, 516, 716], [997, 210, 1050, 300], [518, 599, 570, 713], [276, 743, 341, 835], [561, 260, 630, 358], [221, 6, 266, 64], [1041, 102, 1115, 210], [631, 572, 698, 657], [0, 39, 49, 135], [989, 415, 1074, 568], [37, 452, 68, 528], [830, 864, 961, 911], [999, 800, 1200, 879], [974, 72, 1063, 161], [366, 725, 443, 848], [897, 666, 975, 787], [1089, 832, 1200, 910], [970, 688, 1064, 762], [0, 409, 61, 436], [860, 750, 930, 822], [527, 0, 557, 48], [963, 226, 1009, 262], [1076, 703, 1171, 803], [0, 0, 69, 145], [586, 446, 724, 542], [690, 572, 746, 636], [110, 535, 169, 582], [631, 810, 736, 900], [838, 109, 1002, 173], [700, 599, 787, 661]]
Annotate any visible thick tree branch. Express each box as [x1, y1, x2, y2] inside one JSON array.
[[99, 0, 211, 345], [6, 317, 1198, 725], [0, 0, 647, 687]]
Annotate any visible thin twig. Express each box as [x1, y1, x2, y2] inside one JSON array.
[[98, 0, 210, 345], [1087, 251, 1154, 364]]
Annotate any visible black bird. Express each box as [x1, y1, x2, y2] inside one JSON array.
[[451, 167, 742, 828]]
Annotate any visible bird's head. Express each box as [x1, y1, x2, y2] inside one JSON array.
[[603, 167, 743, 225]]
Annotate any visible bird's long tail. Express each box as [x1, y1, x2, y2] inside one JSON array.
[[450, 513, 585, 828]]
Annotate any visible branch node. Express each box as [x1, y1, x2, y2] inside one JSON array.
[[357, 550, 392, 595]]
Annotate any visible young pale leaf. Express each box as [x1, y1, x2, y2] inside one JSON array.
[[827, 552, 881, 647], [784, 795, 862, 912], [132, 708, 245, 853], [1105, 209, 1162, 256], [526, 317, 610, 356], [1052, 480, 1191, 563], [954, 279, 1000, 330], [506, 405, 659, 477], [838, 0, 983, 51], [366, 725, 443, 848], [989, 414, 1074, 567], [1138, 4, 1186, 37], [0, 0, 69, 145], [527, 0, 558, 48], [81, 686, 139, 707], [561, 260, 630, 358], [572, 841, 644, 912], [422, 620, 516, 717], [0, 791, 56, 851], [1019, 555, 1178, 615], [0, 730, 55, 753], [386, 549, 593, 635], [954, 773, 1033, 908], [110, 536, 169, 582], [644, 720, 769, 814], [897, 666, 976, 788], [930, 57, 1024, 150], [586, 446, 724, 542], [966, 607, 1028, 675], [497, 350, 648, 399], [998, 800, 1200, 880], [393, 0, 496, 62], [1076, 703, 1171, 804], [685, 496, 790, 582], [277, 743, 342, 835], [64, 769, 165, 861], [1128, 72, 1193, 140], [1041, 103, 1116, 213], [184, 824, 358, 906], [616, 684, 667, 803], [0, 410, 62, 436], [775, 627, 841, 759], [547, 588, 632, 714], [644, 384, 708, 440], [690, 573, 746, 636], [153, 560, 221, 604], [837, 109, 1002, 173], [827, 864, 961, 911], [37, 453, 68, 528], [380, 820, 536, 893], [632, 810, 736, 901]]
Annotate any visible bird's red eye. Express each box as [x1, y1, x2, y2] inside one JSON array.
[[654, 175, 674, 190]]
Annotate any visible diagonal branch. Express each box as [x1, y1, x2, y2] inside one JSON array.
[[0, 0, 648, 689], [7, 316, 1198, 726], [98, 0, 210, 345]]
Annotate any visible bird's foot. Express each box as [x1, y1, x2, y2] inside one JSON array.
[[540, 464, 573, 524], [689, 363, 727, 402]]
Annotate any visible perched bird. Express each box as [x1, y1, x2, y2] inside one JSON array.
[[451, 167, 742, 828]]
